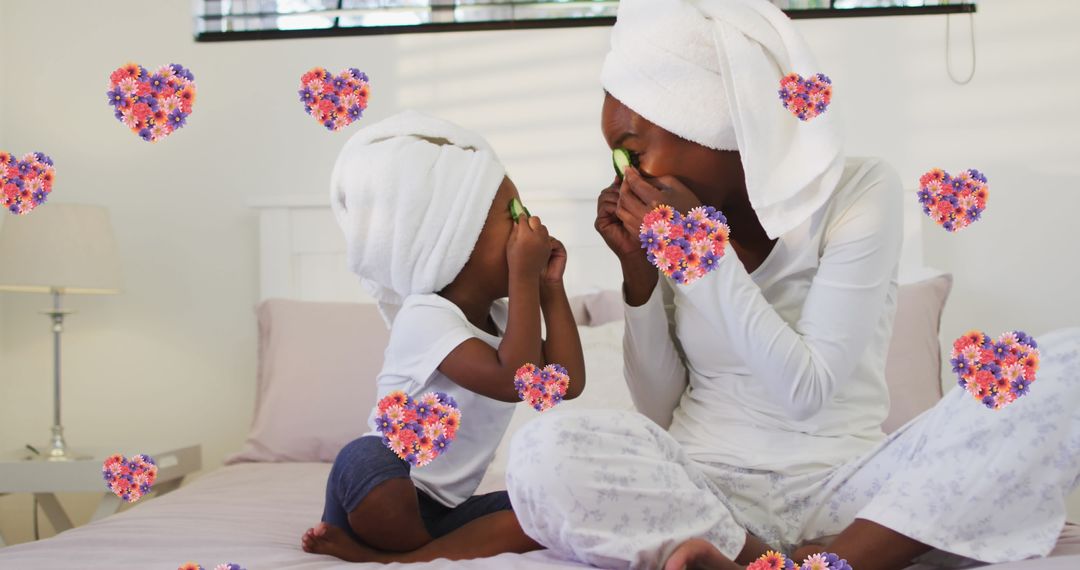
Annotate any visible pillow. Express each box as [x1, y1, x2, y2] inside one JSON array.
[[881, 272, 953, 433], [475, 319, 632, 494], [226, 299, 387, 464]]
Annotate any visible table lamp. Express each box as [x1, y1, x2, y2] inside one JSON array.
[[0, 204, 122, 461]]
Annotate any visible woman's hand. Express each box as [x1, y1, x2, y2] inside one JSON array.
[[616, 166, 703, 237], [507, 215, 552, 279], [541, 237, 567, 286], [595, 177, 643, 262]]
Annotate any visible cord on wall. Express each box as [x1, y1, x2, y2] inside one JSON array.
[[946, 12, 976, 85]]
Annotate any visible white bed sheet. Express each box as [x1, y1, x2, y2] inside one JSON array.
[[0, 463, 589, 570], [0, 462, 1077, 570]]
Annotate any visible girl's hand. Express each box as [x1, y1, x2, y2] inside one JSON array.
[[595, 177, 644, 262], [541, 237, 567, 285], [507, 215, 552, 279], [616, 166, 703, 237]]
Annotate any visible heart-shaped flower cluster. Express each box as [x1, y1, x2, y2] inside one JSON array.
[[514, 363, 570, 412], [951, 330, 1039, 410], [1, 151, 55, 215], [375, 391, 461, 467], [747, 551, 853, 570], [748, 550, 796, 570], [918, 168, 989, 232], [107, 62, 196, 143], [639, 205, 730, 285], [299, 67, 371, 131], [778, 72, 832, 121], [102, 453, 157, 503], [178, 563, 245, 570]]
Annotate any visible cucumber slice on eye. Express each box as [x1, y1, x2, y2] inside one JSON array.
[[509, 197, 530, 220], [613, 148, 633, 177]]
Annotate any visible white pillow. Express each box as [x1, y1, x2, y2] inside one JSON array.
[[475, 320, 631, 494]]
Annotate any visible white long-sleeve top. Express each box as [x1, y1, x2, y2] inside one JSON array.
[[623, 157, 904, 475]]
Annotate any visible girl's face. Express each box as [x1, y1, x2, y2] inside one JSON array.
[[463, 176, 519, 297], [600, 92, 744, 209]]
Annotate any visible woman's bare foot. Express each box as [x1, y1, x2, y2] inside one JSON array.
[[301, 522, 385, 563], [791, 544, 826, 564], [665, 538, 744, 570]]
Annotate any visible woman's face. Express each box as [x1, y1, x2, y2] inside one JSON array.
[[600, 92, 744, 208]]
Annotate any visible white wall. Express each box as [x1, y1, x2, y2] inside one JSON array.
[[1, 0, 1078, 546]]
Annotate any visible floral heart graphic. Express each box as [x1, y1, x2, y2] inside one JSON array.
[[178, 563, 246, 570], [778, 72, 832, 121], [639, 205, 730, 285], [102, 453, 157, 503], [375, 391, 460, 467], [951, 330, 1040, 410], [1, 151, 55, 215], [514, 363, 570, 412], [106, 63, 196, 143], [298, 67, 371, 131], [747, 550, 852, 570], [917, 168, 988, 232]]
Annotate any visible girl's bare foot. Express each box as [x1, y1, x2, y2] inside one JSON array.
[[665, 538, 744, 570], [301, 522, 385, 563]]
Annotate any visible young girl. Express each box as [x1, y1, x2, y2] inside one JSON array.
[[301, 110, 586, 563]]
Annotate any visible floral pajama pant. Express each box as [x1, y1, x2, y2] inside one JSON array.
[[505, 328, 1080, 570]]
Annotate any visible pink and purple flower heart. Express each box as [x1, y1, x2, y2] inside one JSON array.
[[106, 62, 196, 143], [951, 330, 1039, 410], [639, 205, 730, 286], [375, 391, 460, 467], [514, 364, 570, 412], [178, 563, 245, 570], [102, 453, 157, 503], [778, 72, 832, 121], [298, 67, 370, 131], [917, 168, 988, 232], [747, 550, 852, 570], [1, 151, 54, 215]]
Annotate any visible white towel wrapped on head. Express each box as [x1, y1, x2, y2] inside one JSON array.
[[330, 110, 506, 327], [600, 0, 845, 240]]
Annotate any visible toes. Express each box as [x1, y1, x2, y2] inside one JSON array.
[[313, 522, 330, 537]]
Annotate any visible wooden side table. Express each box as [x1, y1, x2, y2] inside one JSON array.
[[0, 445, 201, 547]]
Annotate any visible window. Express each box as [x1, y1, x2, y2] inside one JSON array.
[[193, 0, 976, 42]]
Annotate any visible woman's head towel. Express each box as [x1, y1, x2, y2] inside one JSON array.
[[601, 0, 845, 240], [330, 110, 506, 327]]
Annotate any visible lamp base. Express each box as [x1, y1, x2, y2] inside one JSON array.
[[40, 425, 89, 462]]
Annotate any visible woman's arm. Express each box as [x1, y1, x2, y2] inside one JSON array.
[[621, 254, 689, 429], [678, 164, 904, 420]]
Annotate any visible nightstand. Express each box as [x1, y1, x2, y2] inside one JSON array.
[[0, 445, 201, 546]]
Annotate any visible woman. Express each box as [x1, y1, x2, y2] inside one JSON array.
[[504, 1, 1080, 569]]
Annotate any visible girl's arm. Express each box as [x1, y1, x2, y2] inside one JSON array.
[[539, 280, 586, 399], [437, 216, 551, 402]]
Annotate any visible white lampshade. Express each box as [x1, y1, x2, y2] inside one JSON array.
[[0, 204, 122, 294]]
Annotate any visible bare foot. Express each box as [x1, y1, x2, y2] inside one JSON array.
[[665, 538, 743, 570], [792, 544, 827, 564], [301, 522, 385, 563]]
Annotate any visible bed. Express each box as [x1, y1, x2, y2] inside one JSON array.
[[2, 188, 1078, 569]]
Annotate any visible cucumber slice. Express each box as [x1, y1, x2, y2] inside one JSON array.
[[613, 148, 633, 177], [509, 197, 530, 221]]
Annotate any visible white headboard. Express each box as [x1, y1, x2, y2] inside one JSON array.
[[251, 190, 933, 303]]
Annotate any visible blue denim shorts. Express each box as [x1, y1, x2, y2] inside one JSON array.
[[322, 436, 512, 541]]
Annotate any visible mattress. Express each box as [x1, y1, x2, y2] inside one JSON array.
[[0, 462, 1077, 569]]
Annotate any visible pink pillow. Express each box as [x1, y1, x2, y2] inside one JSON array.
[[226, 299, 388, 464], [881, 272, 953, 433]]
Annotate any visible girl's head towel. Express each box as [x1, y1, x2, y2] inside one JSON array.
[[600, 0, 846, 240], [330, 110, 506, 327]]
